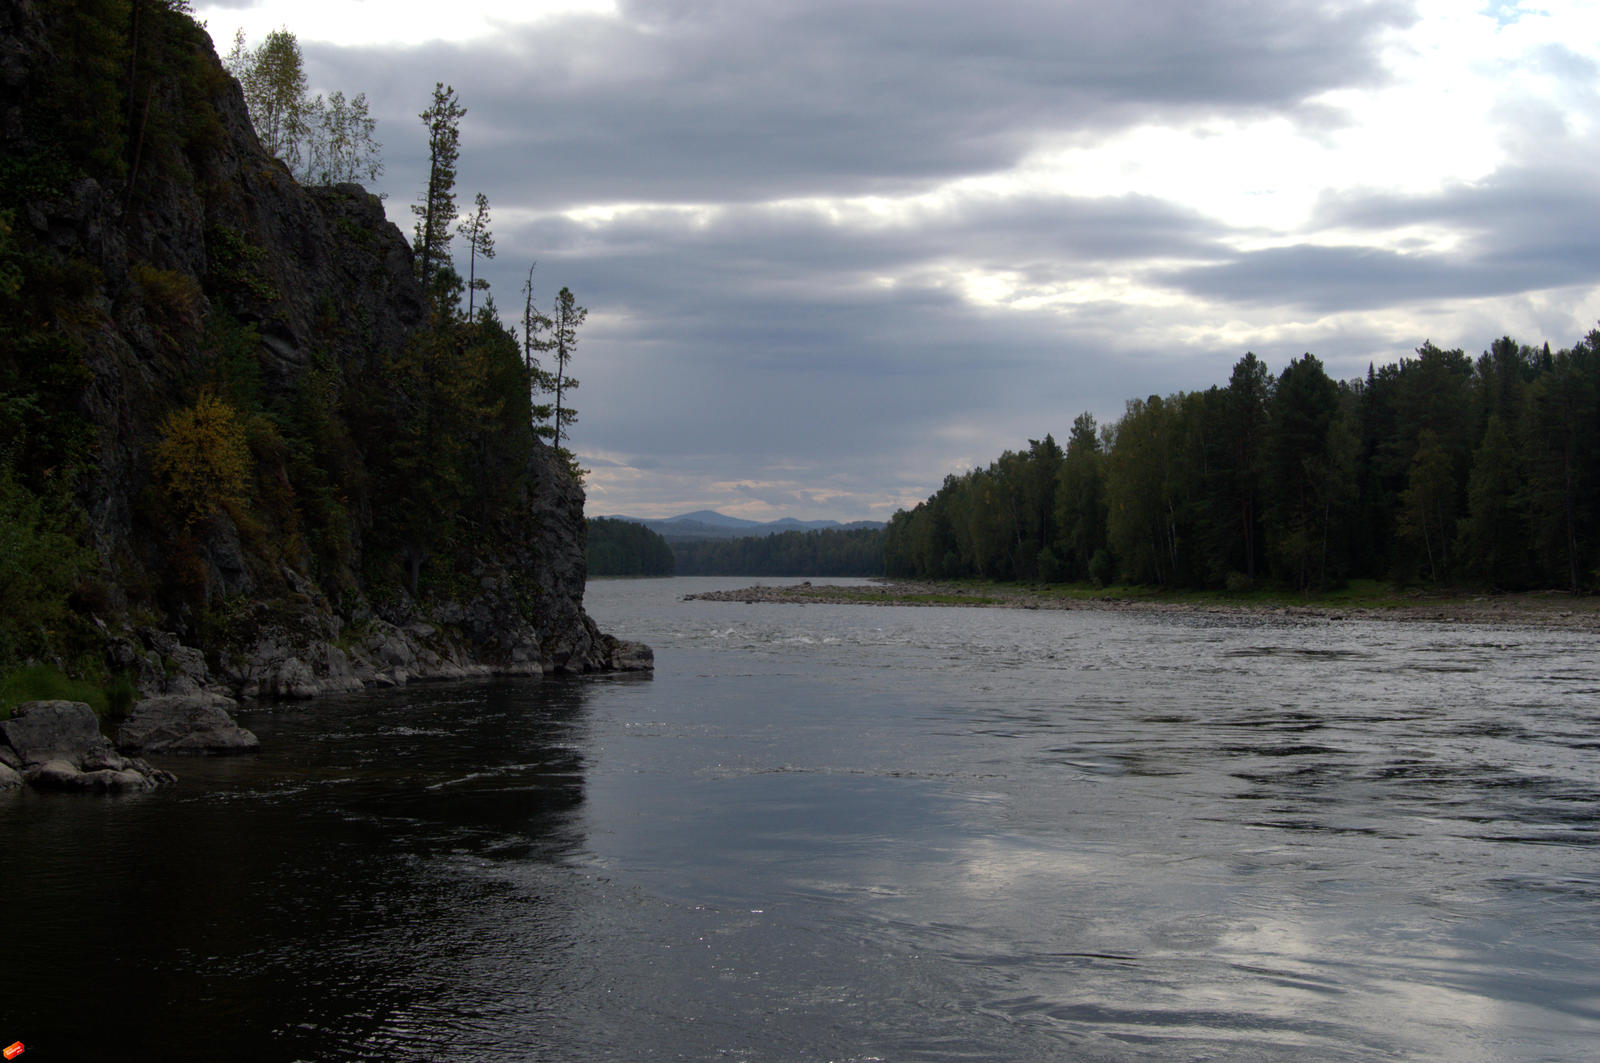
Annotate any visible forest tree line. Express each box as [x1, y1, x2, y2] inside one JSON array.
[[587, 517, 676, 576], [671, 527, 885, 577], [222, 40, 589, 594], [586, 520, 886, 577], [884, 332, 1600, 593]]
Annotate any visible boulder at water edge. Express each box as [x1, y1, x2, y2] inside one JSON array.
[[117, 694, 260, 754], [0, 701, 174, 792]]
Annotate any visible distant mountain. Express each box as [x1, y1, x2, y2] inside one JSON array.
[[662, 510, 764, 529], [602, 511, 886, 541]]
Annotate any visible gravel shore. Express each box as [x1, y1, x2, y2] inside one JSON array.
[[683, 580, 1600, 631]]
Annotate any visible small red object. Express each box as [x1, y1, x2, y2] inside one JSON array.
[[3, 1041, 22, 1059]]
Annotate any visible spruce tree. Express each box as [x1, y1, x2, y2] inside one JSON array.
[[412, 83, 466, 292], [550, 286, 585, 448], [521, 263, 557, 439]]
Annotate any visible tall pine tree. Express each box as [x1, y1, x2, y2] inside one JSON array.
[[550, 286, 585, 448], [412, 83, 465, 294]]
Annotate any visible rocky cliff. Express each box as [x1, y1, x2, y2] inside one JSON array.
[[0, 0, 649, 698]]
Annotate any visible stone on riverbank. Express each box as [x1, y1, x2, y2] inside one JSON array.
[[117, 694, 260, 755], [0, 701, 174, 792], [606, 638, 655, 672]]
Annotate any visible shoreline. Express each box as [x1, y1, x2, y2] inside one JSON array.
[[683, 579, 1600, 631]]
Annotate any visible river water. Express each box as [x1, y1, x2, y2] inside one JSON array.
[[4, 576, 1598, 1061]]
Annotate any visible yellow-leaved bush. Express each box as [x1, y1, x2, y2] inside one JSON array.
[[151, 393, 252, 526]]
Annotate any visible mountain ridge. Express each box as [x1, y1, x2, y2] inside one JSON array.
[[601, 510, 886, 541]]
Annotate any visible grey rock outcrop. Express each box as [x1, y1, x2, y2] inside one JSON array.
[[0, 701, 174, 792], [2, 3, 652, 707], [116, 694, 259, 754], [604, 639, 655, 672]]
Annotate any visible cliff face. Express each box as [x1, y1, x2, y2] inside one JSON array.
[[0, 0, 649, 696]]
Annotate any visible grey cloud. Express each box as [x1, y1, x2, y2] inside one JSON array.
[[490, 190, 1227, 322], [1165, 167, 1600, 311], [311, 0, 1413, 209], [461, 188, 1248, 506], [258, 1, 1600, 519]]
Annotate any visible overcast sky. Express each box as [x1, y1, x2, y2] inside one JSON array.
[[194, 0, 1600, 521]]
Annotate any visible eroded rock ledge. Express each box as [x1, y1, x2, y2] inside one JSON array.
[[106, 614, 652, 704]]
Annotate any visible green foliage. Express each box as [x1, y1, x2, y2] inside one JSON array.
[[887, 325, 1600, 595], [1088, 549, 1115, 587], [1265, 354, 1351, 590], [200, 308, 264, 410], [1397, 429, 1456, 581], [521, 263, 558, 438], [283, 352, 358, 583], [371, 287, 537, 596], [0, 666, 106, 721], [1458, 415, 1528, 590], [2, 0, 218, 209], [151, 393, 253, 527], [1523, 333, 1600, 591], [1054, 413, 1107, 580], [548, 286, 585, 446], [130, 261, 203, 351], [0, 211, 96, 479], [26, 1, 129, 182], [1106, 395, 1180, 585], [671, 527, 885, 577], [0, 470, 94, 667], [205, 224, 281, 303], [412, 83, 466, 291], [0, 665, 137, 721], [305, 90, 384, 186], [459, 192, 495, 318], [225, 30, 384, 187], [226, 28, 311, 169], [587, 518, 676, 576]]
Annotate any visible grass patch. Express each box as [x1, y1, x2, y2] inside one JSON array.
[[0, 665, 136, 721]]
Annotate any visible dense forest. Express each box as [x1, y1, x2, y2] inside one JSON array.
[[586, 519, 884, 577], [671, 527, 885, 577], [587, 517, 675, 576], [885, 336, 1600, 593]]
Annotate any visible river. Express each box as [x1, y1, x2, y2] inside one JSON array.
[[3, 576, 1598, 1061]]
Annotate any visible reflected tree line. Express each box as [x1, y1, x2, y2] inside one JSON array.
[[885, 331, 1600, 592]]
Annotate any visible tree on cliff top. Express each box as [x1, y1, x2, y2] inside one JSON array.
[[307, 90, 383, 186], [458, 192, 495, 319], [549, 286, 585, 449], [522, 263, 557, 432], [412, 83, 466, 294], [224, 28, 383, 187], [225, 28, 312, 172]]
